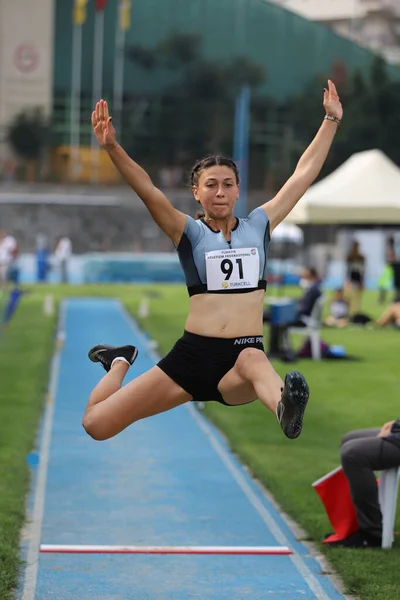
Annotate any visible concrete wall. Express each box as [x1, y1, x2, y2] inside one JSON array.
[[0, 186, 268, 253], [0, 0, 55, 160]]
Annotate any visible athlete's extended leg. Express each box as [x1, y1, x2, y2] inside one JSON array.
[[218, 348, 309, 439], [83, 344, 192, 440]]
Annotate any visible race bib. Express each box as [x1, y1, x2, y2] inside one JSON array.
[[205, 247, 260, 291]]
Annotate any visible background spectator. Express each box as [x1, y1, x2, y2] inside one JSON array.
[[54, 235, 72, 284], [324, 288, 349, 328], [345, 240, 365, 315], [0, 229, 18, 292]]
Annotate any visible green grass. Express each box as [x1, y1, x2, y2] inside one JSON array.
[[1, 283, 400, 600], [0, 292, 56, 599]]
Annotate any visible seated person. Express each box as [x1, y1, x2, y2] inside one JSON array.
[[325, 420, 400, 548], [376, 301, 400, 328], [263, 267, 322, 325], [324, 288, 349, 328], [288, 267, 322, 327]]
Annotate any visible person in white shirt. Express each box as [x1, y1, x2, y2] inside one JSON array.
[[54, 235, 72, 283], [0, 229, 18, 291], [324, 288, 350, 328]]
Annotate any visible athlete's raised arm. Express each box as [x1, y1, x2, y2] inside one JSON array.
[[261, 80, 343, 232], [92, 99, 187, 246]]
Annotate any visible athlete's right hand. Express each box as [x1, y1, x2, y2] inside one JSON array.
[[92, 99, 117, 151]]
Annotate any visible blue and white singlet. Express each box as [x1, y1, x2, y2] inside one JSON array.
[[177, 207, 271, 296]]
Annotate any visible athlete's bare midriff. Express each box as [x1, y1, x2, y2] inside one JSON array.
[[184, 289, 265, 338]]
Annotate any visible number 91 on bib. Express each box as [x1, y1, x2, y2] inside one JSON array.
[[205, 248, 260, 291]]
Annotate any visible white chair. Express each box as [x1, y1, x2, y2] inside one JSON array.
[[379, 466, 400, 549], [287, 294, 326, 360]]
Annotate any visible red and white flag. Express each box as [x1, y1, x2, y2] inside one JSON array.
[[312, 466, 359, 543]]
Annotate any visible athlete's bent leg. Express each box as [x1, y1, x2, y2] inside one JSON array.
[[218, 348, 309, 439], [83, 365, 192, 441], [218, 348, 282, 410]]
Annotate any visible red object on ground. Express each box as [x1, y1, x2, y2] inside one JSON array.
[[312, 466, 359, 543]]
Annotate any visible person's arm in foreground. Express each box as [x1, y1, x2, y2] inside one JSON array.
[[262, 80, 343, 232], [92, 99, 186, 246]]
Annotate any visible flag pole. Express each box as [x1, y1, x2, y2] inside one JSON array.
[[113, 1, 126, 136], [91, 6, 105, 184], [233, 85, 250, 218], [113, 1, 131, 136], [70, 19, 83, 180]]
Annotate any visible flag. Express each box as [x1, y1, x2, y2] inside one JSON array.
[[113, 0, 131, 135], [312, 466, 359, 543], [2, 288, 24, 329], [95, 0, 108, 10], [120, 0, 132, 31], [73, 0, 89, 25]]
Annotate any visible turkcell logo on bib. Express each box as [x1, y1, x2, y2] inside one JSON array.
[[222, 280, 252, 288]]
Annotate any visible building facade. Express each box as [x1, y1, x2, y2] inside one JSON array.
[[1, 0, 400, 179], [0, 0, 55, 161], [268, 0, 400, 64]]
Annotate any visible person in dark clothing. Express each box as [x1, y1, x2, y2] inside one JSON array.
[[262, 266, 322, 326], [263, 267, 322, 358], [289, 267, 322, 327], [325, 420, 400, 548], [345, 240, 365, 315], [386, 236, 400, 302]]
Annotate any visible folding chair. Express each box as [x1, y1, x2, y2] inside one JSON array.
[[379, 466, 400, 549], [287, 294, 326, 360]]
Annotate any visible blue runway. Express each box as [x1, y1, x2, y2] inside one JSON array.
[[20, 298, 347, 600]]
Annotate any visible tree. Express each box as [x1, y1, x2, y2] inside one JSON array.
[[285, 55, 400, 181], [7, 108, 50, 182], [124, 33, 266, 170]]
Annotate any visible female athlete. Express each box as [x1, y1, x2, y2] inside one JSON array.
[[83, 80, 343, 442]]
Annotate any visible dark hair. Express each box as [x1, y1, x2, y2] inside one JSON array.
[[347, 240, 363, 261], [190, 155, 240, 186], [308, 267, 319, 279]]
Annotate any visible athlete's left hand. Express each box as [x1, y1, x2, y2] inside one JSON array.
[[323, 80, 343, 121]]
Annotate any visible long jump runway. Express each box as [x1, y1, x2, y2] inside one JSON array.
[[19, 298, 347, 600]]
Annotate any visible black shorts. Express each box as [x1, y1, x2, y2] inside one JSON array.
[[157, 330, 264, 405], [349, 271, 363, 287]]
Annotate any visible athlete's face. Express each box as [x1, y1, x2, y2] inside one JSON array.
[[193, 166, 239, 219]]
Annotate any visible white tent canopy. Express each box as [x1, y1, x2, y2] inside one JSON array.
[[271, 222, 304, 244], [285, 149, 400, 224]]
